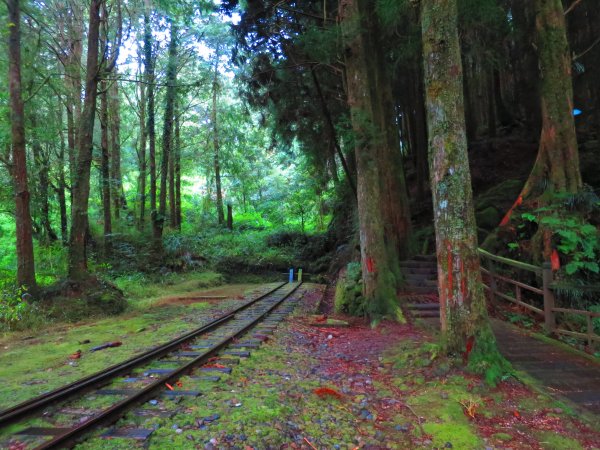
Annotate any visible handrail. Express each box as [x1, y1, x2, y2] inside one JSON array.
[[478, 248, 542, 274], [478, 247, 600, 347]]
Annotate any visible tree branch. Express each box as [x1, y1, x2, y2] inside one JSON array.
[[564, 0, 583, 15]]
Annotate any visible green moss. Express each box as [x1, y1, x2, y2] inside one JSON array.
[[423, 422, 483, 449], [536, 431, 584, 450], [493, 432, 513, 442]]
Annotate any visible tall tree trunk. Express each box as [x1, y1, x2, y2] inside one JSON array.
[[156, 20, 178, 245], [137, 53, 147, 230], [100, 83, 112, 256], [421, 0, 500, 363], [68, 0, 102, 281], [168, 102, 176, 229], [144, 7, 158, 239], [31, 129, 58, 244], [310, 67, 357, 197], [64, 2, 83, 200], [7, 0, 36, 289], [175, 105, 182, 230], [109, 79, 124, 218], [57, 112, 68, 245], [212, 51, 225, 225], [500, 0, 583, 260], [339, 0, 403, 320]]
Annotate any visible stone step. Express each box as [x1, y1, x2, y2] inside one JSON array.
[[406, 303, 440, 310], [405, 272, 436, 281], [402, 267, 438, 275], [405, 279, 438, 287], [399, 260, 437, 269], [413, 254, 437, 262], [400, 286, 437, 294], [412, 310, 440, 318]]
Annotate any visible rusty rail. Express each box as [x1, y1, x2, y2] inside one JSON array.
[[478, 249, 599, 347]]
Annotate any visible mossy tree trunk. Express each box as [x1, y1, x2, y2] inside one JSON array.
[[212, 48, 225, 226], [7, 0, 36, 289], [421, 0, 499, 357], [144, 6, 158, 242], [68, 0, 102, 281], [501, 0, 583, 259], [100, 81, 112, 256], [137, 48, 147, 231], [109, 79, 124, 218], [156, 20, 178, 247], [340, 0, 407, 320]]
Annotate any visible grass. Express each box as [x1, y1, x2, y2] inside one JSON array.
[[0, 274, 265, 411]]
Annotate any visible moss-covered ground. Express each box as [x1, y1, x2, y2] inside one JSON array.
[[2, 284, 600, 449], [0, 272, 275, 410]]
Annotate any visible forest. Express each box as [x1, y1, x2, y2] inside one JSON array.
[[1, 0, 600, 448], [0, 0, 599, 357]]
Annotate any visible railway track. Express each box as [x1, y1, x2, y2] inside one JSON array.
[[1, 281, 302, 449]]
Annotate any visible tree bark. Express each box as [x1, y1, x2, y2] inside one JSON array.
[[109, 79, 124, 218], [339, 0, 403, 320], [57, 112, 68, 245], [7, 0, 36, 289], [421, 0, 497, 356], [100, 82, 112, 256], [137, 54, 147, 230], [212, 50, 225, 226], [31, 128, 58, 244], [500, 0, 583, 260], [156, 20, 178, 245], [168, 102, 176, 229], [144, 7, 158, 240], [68, 0, 102, 281], [227, 204, 233, 230], [175, 104, 182, 230]]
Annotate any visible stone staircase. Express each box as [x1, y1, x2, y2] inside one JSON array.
[[398, 255, 440, 320]]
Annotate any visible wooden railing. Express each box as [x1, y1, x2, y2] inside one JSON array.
[[478, 248, 600, 347]]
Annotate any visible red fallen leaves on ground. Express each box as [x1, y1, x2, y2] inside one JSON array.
[[313, 387, 344, 399], [203, 363, 227, 369], [69, 350, 82, 360]]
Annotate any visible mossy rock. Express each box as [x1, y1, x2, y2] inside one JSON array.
[[476, 206, 501, 230], [475, 179, 523, 214], [40, 277, 127, 322]]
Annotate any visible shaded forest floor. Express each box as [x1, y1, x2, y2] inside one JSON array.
[[2, 283, 600, 449]]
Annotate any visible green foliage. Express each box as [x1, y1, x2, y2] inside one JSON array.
[[0, 281, 30, 329]]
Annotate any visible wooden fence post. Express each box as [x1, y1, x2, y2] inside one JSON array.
[[487, 258, 498, 303], [542, 262, 556, 333]]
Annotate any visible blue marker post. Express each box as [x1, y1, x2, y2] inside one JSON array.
[[289, 268, 294, 283]]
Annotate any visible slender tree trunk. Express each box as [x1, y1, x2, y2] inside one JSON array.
[[138, 56, 147, 230], [31, 133, 57, 244], [156, 20, 178, 245], [168, 102, 176, 229], [57, 117, 68, 245], [311, 67, 357, 197], [421, 0, 500, 361], [339, 0, 402, 320], [212, 51, 225, 225], [7, 0, 36, 289], [227, 204, 233, 230], [175, 107, 182, 230], [109, 79, 124, 218], [144, 8, 158, 239], [68, 0, 102, 281], [100, 83, 112, 256]]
